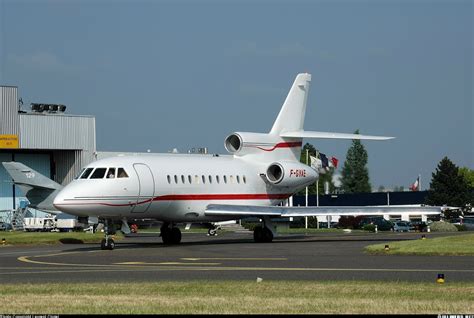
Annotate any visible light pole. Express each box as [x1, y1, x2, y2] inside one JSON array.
[[305, 148, 308, 229]]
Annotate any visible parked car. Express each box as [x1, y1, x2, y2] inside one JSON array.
[[358, 217, 393, 231], [393, 221, 412, 232], [459, 217, 474, 230], [410, 221, 428, 232]]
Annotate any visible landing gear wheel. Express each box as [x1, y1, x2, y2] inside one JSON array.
[[100, 238, 115, 250], [170, 227, 182, 244], [208, 228, 217, 236], [253, 226, 273, 243], [161, 227, 181, 244], [161, 227, 171, 245]]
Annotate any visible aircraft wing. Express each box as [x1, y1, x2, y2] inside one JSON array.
[[205, 204, 445, 217]]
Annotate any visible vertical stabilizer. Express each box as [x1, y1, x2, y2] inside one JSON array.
[[270, 73, 311, 135]]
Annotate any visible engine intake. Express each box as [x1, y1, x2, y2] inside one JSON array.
[[266, 161, 318, 188]]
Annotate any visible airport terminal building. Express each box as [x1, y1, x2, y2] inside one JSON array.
[[0, 85, 96, 217]]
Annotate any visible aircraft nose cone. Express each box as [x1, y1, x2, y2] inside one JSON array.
[[53, 191, 67, 211]]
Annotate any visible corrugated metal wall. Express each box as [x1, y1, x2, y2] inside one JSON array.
[[19, 114, 96, 151], [0, 153, 14, 213], [0, 86, 20, 135], [53, 150, 86, 184]]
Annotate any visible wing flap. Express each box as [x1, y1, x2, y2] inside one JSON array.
[[205, 204, 443, 217]]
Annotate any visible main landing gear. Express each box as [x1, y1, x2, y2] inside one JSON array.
[[253, 217, 275, 243], [100, 219, 116, 250], [160, 223, 182, 245]]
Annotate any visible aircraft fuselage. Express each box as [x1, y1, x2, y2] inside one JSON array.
[[53, 153, 312, 222]]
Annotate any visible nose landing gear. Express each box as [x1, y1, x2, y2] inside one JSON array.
[[100, 219, 116, 250]]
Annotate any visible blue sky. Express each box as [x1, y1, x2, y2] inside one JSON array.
[[1, 0, 472, 191]]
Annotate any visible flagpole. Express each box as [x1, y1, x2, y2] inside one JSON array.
[[419, 174, 421, 191], [305, 148, 308, 229]]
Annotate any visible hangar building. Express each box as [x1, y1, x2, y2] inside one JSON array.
[[0, 85, 96, 220]]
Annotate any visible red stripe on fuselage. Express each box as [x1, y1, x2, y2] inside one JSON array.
[[255, 141, 302, 152], [153, 193, 291, 201], [56, 193, 292, 207]]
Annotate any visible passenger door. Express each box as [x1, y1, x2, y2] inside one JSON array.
[[131, 163, 155, 213]]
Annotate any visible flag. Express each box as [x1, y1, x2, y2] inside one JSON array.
[[320, 153, 329, 169], [310, 155, 322, 170], [410, 176, 420, 191], [330, 157, 339, 169]]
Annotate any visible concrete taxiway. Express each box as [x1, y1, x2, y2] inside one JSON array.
[[1, 231, 473, 283]]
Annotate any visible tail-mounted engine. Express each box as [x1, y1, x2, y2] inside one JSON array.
[[265, 161, 318, 188], [224, 132, 302, 161]]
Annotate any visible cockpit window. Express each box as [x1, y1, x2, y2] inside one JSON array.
[[80, 168, 94, 179], [74, 168, 85, 180], [117, 168, 129, 178], [106, 168, 116, 179], [90, 168, 107, 179]]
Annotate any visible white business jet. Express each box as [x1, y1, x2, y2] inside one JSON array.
[[53, 73, 443, 249]]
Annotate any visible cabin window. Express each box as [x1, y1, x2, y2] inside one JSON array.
[[174, 175, 178, 184], [243, 176, 247, 184], [208, 175, 212, 184], [223, 175, 227, 184], [236, 175, 240, 184], [181, 175, 185, 184], [80, 168, 94, 179], [106, 168, 116, 179], [195, 175, 199, 184], [90, 168, 107, 179], [202, 175, 206, 184], [117, 168, 129, 178], [216, 175, 220, 184], [75, 168, 85, 179], [167, 175, 171, 184], [188, 175, 192, 184], [230, 175, 234, 184]]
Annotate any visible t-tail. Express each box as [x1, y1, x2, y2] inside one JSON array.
[[224, 72, 394, 163]]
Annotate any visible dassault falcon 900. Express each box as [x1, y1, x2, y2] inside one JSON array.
[[51, 73, 443, 249]]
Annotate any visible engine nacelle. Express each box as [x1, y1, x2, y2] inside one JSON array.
[[266, 161, 318, 188], [224, 132, 302, 161]]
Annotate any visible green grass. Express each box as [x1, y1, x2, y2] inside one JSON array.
[[365, 233, 474, 256], [0, 231, 123, 245], [1, 281, 473, 314]]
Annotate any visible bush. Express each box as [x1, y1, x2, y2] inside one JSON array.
[[338, 216, 365, 229], [363, 224, 376, 232], [454, 224, 467, 231], [429, 221, 458, 232]]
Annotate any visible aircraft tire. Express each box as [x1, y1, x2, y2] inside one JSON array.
[[101, 238, 115, 250], [170, 227, 182, 244], [253, 226, 264, 243], [262, 227, 273, 243], [254, 226, 273, 243], [161, 228, 171, 245], [208, 228, 217, 236]]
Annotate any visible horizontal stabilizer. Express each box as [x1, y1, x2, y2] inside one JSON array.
[[280, 130, 394, 140], [205, 204, 443, 217]]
